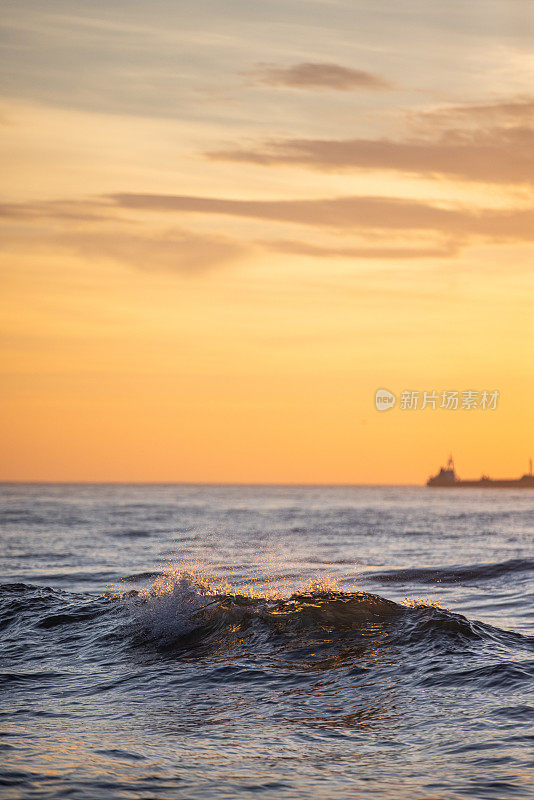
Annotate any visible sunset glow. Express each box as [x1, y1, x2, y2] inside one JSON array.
[[1, 1, 533, 483]]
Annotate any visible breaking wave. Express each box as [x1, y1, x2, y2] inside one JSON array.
[[114, 569, 534, 661], [2, 569, 533, 697]]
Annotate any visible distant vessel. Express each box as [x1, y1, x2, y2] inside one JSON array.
[[427, 456, 534, 488]]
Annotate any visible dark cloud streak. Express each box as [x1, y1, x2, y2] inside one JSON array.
[[413, 96, 534, 127], [207, 95, 534, 186], [4, 190, 532, 275], [244, 61, 392, 91], [108, 192, 534, 242], [208, 127, 534, 185]]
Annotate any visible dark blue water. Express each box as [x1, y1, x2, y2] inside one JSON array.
[[1, 484, 533, 799]]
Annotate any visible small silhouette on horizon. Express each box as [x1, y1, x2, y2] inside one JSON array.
[[427, 455, 534, 488]]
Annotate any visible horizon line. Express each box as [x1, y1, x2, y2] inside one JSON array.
[[0, 480, 421, 487]]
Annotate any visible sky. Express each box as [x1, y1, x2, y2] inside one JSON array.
[[1, 0, 533, 483]]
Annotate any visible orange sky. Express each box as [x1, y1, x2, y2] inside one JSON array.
[[1, 1, 533, 483]]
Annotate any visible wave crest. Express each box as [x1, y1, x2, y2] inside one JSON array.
[[120, 568, 500, 654]]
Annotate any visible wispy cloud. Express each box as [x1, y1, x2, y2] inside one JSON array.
[[0, 199, 111, 223], [57, 229, 248, 273], [108, 192, 534, 243], [207, 96, 534, 185], [0, 206, 249, 274], [263, 239, 461, 259], [244, 62, 392, 91], [207, 127, 534, 185], [412, 96, 534, 128], [4, 190, 532, 275]]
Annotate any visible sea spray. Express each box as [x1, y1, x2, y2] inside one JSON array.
[[129, 569, 219, 644], [122, 565, 403, 646]]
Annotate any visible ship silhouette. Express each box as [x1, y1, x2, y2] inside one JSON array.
[[427, 456, 534, 488]]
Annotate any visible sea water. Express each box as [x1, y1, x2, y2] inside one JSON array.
[[1, 484, 533, 799]]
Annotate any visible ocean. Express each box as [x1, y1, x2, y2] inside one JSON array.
[[0, 484, 533, 799]]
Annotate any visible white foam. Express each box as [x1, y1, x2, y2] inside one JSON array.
[[130, 569, 215, 645]]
